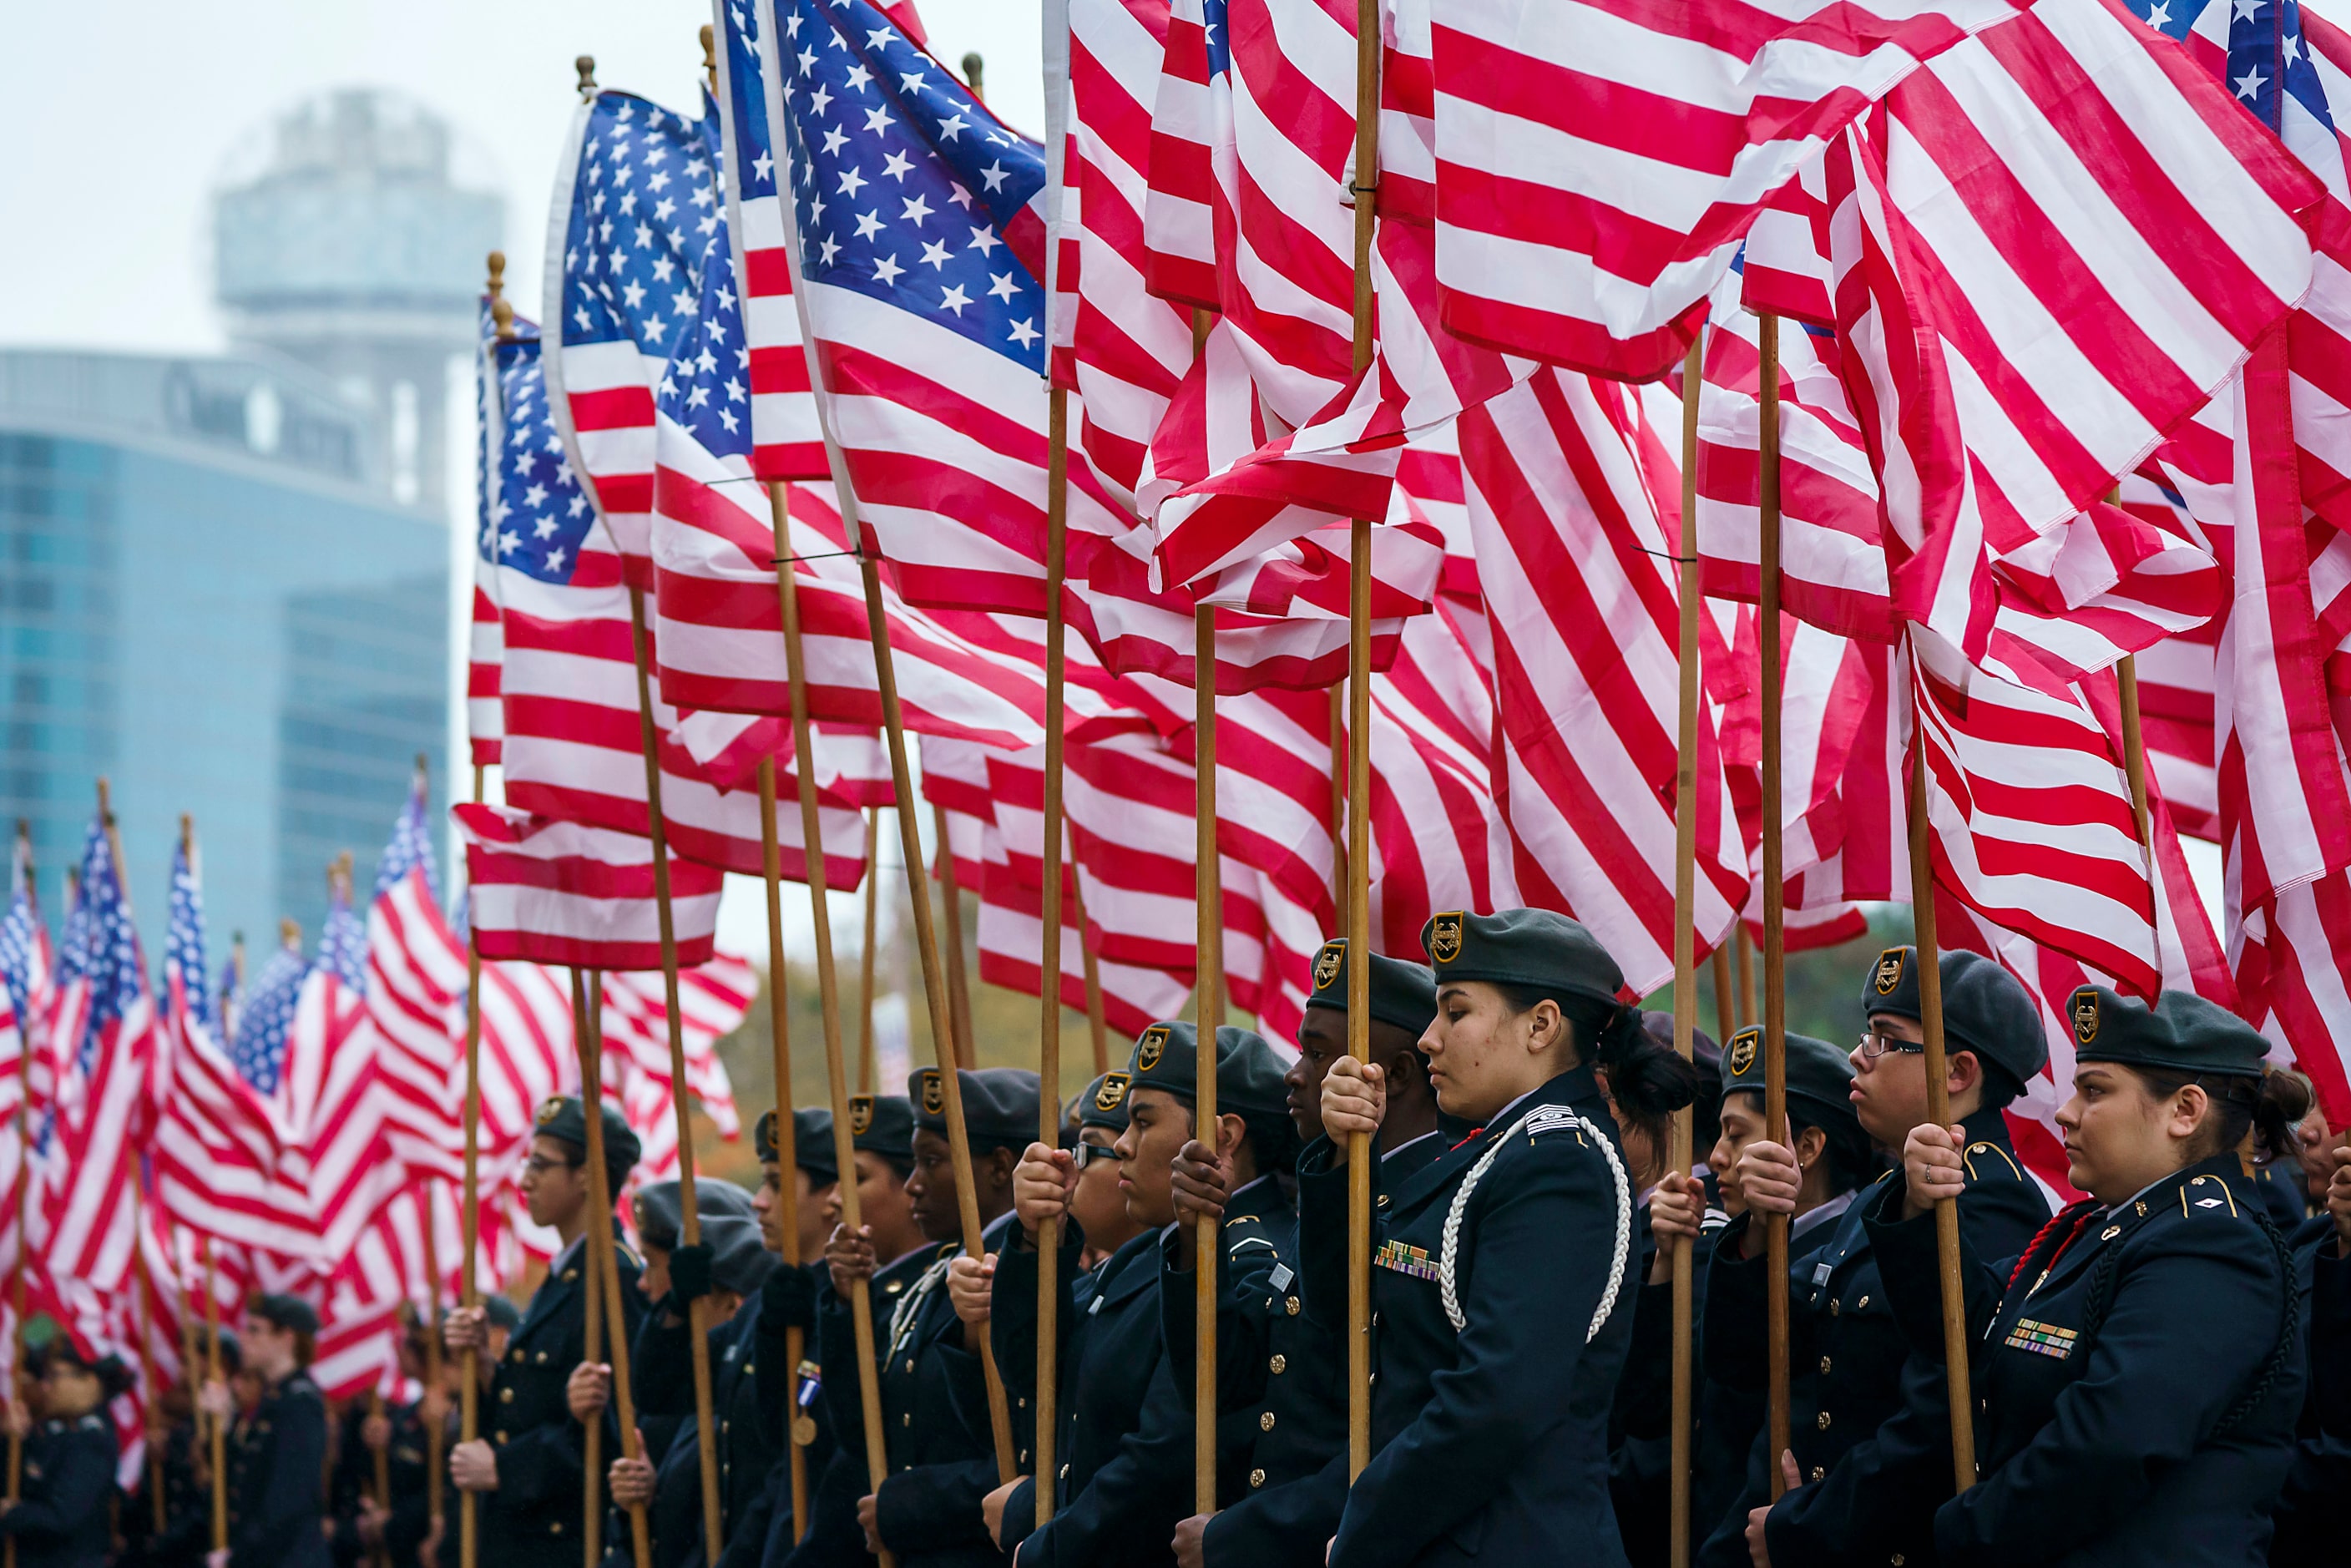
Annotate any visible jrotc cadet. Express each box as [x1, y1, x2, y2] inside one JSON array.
[[1681, 948, 2051, 1567], [1653, 1029, 1876, 1562], [806, 1069, 1036, 1568], [330, 1318, 432, 1568], [1874, 987, 2307, 1566], [0, 1334, 128, 1568], [609, 1211, 777, 1568], [443, 1095, 645, 1567], [781, 1090, 926, 1568], [2272, 1133, 2351, 1566], [204, 1292, 331, 1568], [1164, 939, 1443, 1568], [1308, 909, 1696, 1568], [122, 1363, 205, 1568], [982, 1025, 1295, 1566]]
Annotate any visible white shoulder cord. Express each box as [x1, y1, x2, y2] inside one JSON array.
[[1439, 1104, 1631, 1341], [887, 1253, 954, 1362]]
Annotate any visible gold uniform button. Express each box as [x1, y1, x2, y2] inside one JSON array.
[[1259, 1411, 1276, 1432], [550, 1520, 564, 1535], [1891, 1555, 1905, 1566], [1018, 1397, 1027, 1409], [1268, 1355, 1287, 1374], [885, 1281, 904, 1294], [902, 1413, 912, 1427], [499, 1388, 514, 1404], [743, 1362, 755, 1374], [1816, 1411, 1832, 1430], [1828, 1300, 1841, 1317], [536, 1351, 549, 1363], [1286, 1297, 1300, 1317], [1819, 1358, 1832, 1376], [563, 1268, 579, 1282], [1811, 1467, 1826, 1483], [494, 1430, 508, 1444], [1249, 1469, 1266, 1489], [904, 1359, 916, 1374], [1855, 1296, 1870, 1310]]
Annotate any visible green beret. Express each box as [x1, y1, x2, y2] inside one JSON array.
[[2065, 985, 2270, 1079], [847, 1093, 916, 1161], [1124, 1021, 1290, 1121], [1420, 908, 1626, 1011], [1078, 1072, 1132, 1133], [1305, 938, 1438, 1038], [910, 1067, 1042, 1152], [632, 1176, 760, 1254], [756, 1107, 838, 1184], [250, 1293, 320, 1337], [1720, 1027, 1863, 1141], [533, 1095, 644, 1179], [1861, 947, 2047, 1090]]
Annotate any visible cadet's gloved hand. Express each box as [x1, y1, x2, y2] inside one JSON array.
[[760, 1260, 817, 1333], [670, 1242, 715, 1304]]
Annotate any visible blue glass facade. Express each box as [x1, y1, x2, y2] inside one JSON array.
[[0, 351, 448, 957]]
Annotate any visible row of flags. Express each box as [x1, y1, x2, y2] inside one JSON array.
[[460, 0, 2351, 1245], [0, 797, 755, 1481]]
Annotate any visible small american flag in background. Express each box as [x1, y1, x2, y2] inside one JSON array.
[[230, 931, 308, 1096], [164, 840, 213, 1034]]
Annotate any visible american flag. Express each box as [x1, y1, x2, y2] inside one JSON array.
[[362, 776, 470, 1184], [454, 803, 726, 972], [0, 835, 53, 1168], [278, 877, 401, 1264], [545, 89, 727, 586], [713, 0, 826, 480], [758, 0, 1133, 615], [470, 298, 513, 767], [152, 837, 316, 1258], [43, 817, 156, 1294], [230, 928, 308, 1095]]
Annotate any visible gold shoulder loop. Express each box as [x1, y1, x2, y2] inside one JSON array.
[[1960, 1141, 2025, 1184], [2179, 1174, 2242, 1218]]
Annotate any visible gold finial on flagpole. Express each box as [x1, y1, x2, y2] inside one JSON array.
[[488, 252, 517, 344], [577, 55, 599, 101], [701, 26, 719, 95], [962, 52, 984, 99]]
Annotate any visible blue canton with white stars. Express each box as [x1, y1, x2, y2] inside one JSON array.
[[164, 841, 214, 1034], [1202, 0, 1231, 77], [372, 787, 442, 909], [69, 817, 145, 1070], [488, 333, 595, 588], [230, 941, 308, 1096], [722, 0, 779, 201], [660, 244, 756, 463], [54, 849, 91, 989], [560, 92, 727, 361], [319, 888, 367, 990], [2133, 0, 2333, 134], [0, 845, 40, 1041], [773, 0, 1048, 371]]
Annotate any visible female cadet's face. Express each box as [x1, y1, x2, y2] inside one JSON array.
[[906, 1130, 963, 1242], [638, 1242, 673, 1302], [38, 1363, 103, 1419], [1069, 1126, 1138, 1251], [1709, 1091, 1767, 1215], [1114, 1089, 1191, 1231], [2055, 1063, 2208, 1204], [1422, 981, 1556, 1123]]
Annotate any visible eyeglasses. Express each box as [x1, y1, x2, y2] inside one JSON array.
[[1857, 1030, 1929, 1060], [1071, 1143, 1119, 1170], [523, 1154, 582, 1176]]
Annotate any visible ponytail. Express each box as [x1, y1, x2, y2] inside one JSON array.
[[1492, 983, 1699, 1135], [2130, 1064, 2312, 1165]]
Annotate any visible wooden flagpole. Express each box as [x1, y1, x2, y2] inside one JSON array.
[[419, 1181, 446, 1534], [1067, 873, 1110, 1077], [94, 781, 167, 1528], [624, 585, 728, 1555], [1035, 384, 1073, 1530], [1667, 337, 1704, 1568], [1757, 316, 1792, 1498], [755, 753, 813, 1540], [933, 802, 977, 1070], [853, 558, 1020, 1481], [1342, 0, 1381, 1485], [765, 481, 897, 1566], [1904, 716, 1978, 1492], [205, 1238, 226, 1554], [569, 969, 607, 1566], [858, 809, 882, 1095], [2117, 656, 2154, 849], [578, 972, 653, 1567], [1194, 603, 1223, 1514], [5, 826, 29, 1568]]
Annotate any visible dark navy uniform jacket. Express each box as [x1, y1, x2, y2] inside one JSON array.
[[633, 1292, 790, 1567], [1705, 1106, 2050, 1568], [119, 1415, 205, 1568], [225, 1371, 332, 1568], [1299, 1063, 1639, 1568], [1184, 1144, 1437, 1568], [1867, 1151, 2305, 1568], [2267, 1214, 2351, 1567], [474, 1227, 647, 1568], [330, 1395, 432, 1568], [741, 1262, 839, 1567], [0, 1412, 116, 1568], [781, 1241, 938, 1568]]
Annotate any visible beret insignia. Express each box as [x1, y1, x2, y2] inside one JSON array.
[[918, 1070, 945, 1116], [2070, 987, 2100, 1046], [1727, 1028, 1759, 1078], [755, 1109, 776, 1146], [849, 1095, 874, 1136], [1873, 948, 1907, 997], [1095, 1072, 1130, 1113], [535, 1096, 564, 1127], [1430, 912, 1464, 964], [1312, 941, 1344, 991], [1136, 1024, 1169, 1073]]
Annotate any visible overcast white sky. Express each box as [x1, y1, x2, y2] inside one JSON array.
[[0, 0, 2232, 947]]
